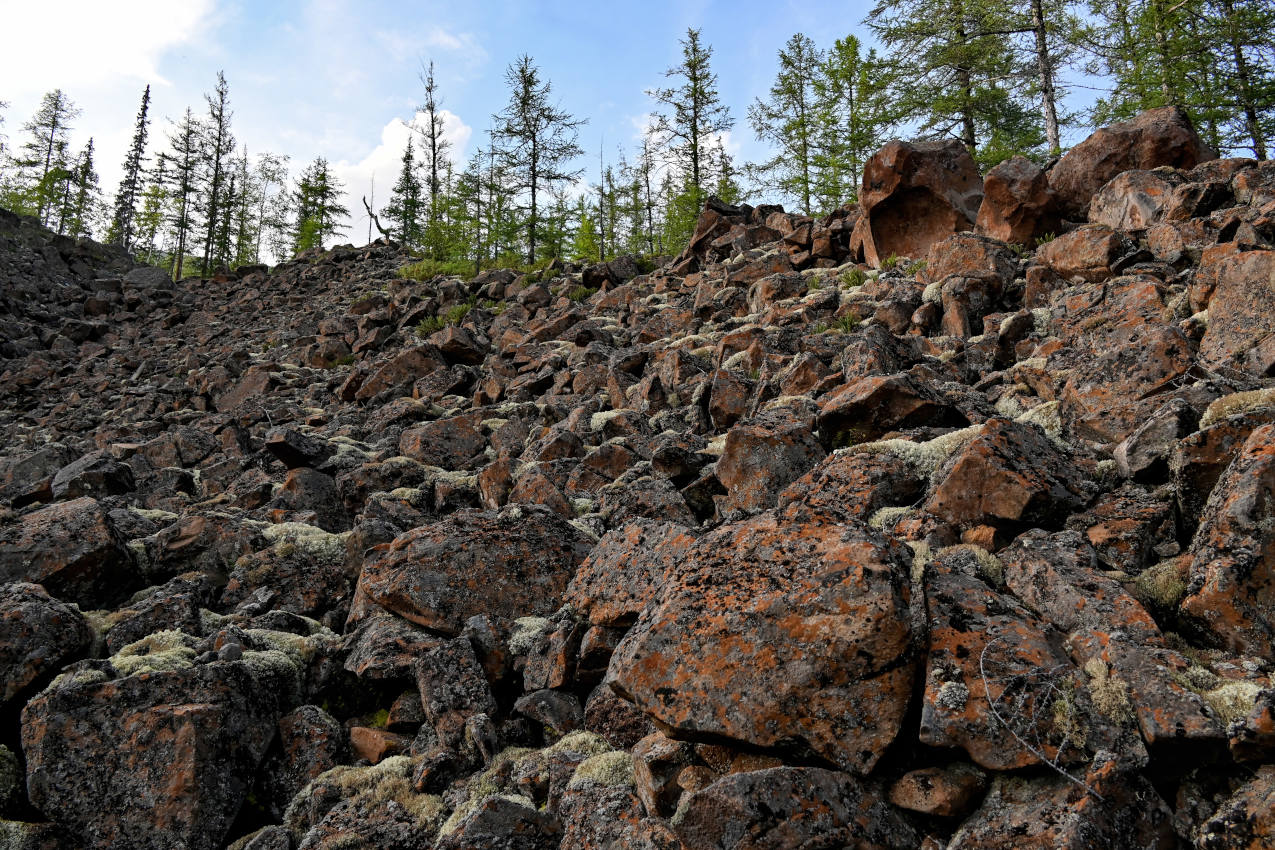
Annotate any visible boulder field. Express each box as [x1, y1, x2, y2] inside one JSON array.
[[1, 106, 1275, 848]]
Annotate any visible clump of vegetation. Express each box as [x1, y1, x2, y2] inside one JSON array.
[[904, 258, 927, 276], [568, 285, 596, 302], [835, 313, 860, 333], [399, 258, 473, 281], [840, 267, 867, 288], [415, 302, 473, 337], [1035, 232, 1057, 247], [807, 275, 824, 291], [330, 353, 356, 367], [880, 253, 902, 270]]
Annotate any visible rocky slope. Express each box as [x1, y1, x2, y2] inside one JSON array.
[[0, 105, 1274, 849]]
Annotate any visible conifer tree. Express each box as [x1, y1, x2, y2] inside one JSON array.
[[416, 60, 452, 258], [16, 89, 80, 224], [383, 137, 424, 247], [132, 158, 168, 266], [491, 54, 585, 263], [199, 72, 235, 276], [812, 35, 894, 207], [748, 33, 823, 214], [292, 157, 348, 253], [164, 108, 202, 280], [571, 195, 600, 261], [61, 138, 99, 239], [647, 28, 734, 208], [1208, 0, 1275, 158], [866, 0, 1045, 165], [108, 85, 151, 249]]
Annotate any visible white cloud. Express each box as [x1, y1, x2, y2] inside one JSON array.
[[330, 109, 473, 244], [0, 0, 216, 94]]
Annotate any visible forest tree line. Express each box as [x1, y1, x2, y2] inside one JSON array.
[[0, 0, 1271, 280]]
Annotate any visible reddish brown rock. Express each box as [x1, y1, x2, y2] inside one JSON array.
[[923, 232, 1017, 288], [888, 764, 987, 818], [817, 372, 963, 447], [0, 497, 137, 607], [399, 414, 488, 470], [352, 345, 446, 402], [672, 767, 918, 850], [1035, 226, 1131, 282], [1198, 250, 1275, 376], [356, 505, 594, 634], [715, 409, 825, 514], [22, 657, 296, 850], [1053, 277, 1195, 443], [946, 761, 1176, 849], [1082, 488, 1178, 573], [1049, 106, 1214, 218], [1088, 169, 1182, 231], [1181, 424, 1275, 660], [609, 514, 914, 774], [0, 582, 92, 705], [975, 155, 1062, 244], [257, 705, 347, 820], [349, 726, 411, 764], [924, 418, 1091, 529], [857, 139, 983, 267], [415, 636, 498, 748], [565, 519, 697, 627], [1196, 765, 1275, 850], [632, 731, 697, 817], [920, 561, 1086, 770], [777, 448, 924, 525]]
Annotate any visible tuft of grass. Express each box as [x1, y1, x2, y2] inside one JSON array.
[[840, 267, 867, 288], [905, 259, 927, 276], [807, 276, 824, 292], [834, 313, 860, 333], [329, 353, 355, 368], [399, 258, 473, 280], [812, 321, 829, 333], [568, 285, 597, 302], [1035, 232, 1057, 247], [880, 253, 902, 270], [414, 302, 473, 337]]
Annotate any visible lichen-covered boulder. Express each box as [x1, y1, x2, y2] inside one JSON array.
[[608, 513, 914, 774], [0, 582, 92, 706]]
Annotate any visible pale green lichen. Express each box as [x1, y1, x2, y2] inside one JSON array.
[[508, 617, 552, 655], [905, 540, 932, 584], [1083, 658, 1135, 724], [261, 522, 350, 564], [702, 435, 727, 457], [439, 794, 536, 838], [937, 680, 970, 711], [48, 667, 109, 690], [110, 630, 199, 676], [285, 755, 444, 839], [1015, 400, 1063, 441], [568, 750, 634, 791], [128, 506, 179, 523], [1203, 679, 1263, 726], [590, 409, 631, 432], [721, 350, 753, 373], [869, 506, 912, 531], [1200, 388, 1275, 429], [1134, 560, 1188, 608], [846, 424, 981, 477], [938, 543, 1004, 587]]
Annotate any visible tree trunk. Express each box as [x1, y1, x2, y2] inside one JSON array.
[[1219, 0, 1268, 159], [1030, 0, 1062, 156]]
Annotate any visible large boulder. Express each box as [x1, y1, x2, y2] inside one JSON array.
[[855, 139, 983, 267], [608, 513, 914, 774], [0, 497, 138, 607], [22, 650, 300, 850], [1197, 250, 1275, 376], [1049, 106, 1214, 219], [975, 155, 1062, 244], [354, 504, 595, 634], [0, 582, 92, 705]]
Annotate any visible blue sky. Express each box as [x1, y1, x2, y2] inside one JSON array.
[[2, 0, 1096, 242]]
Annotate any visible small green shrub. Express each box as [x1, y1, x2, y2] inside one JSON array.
[[812, 321, 829, 333], [880, 254, 902, 270], [840, 267, 867, 288], [835, 313, 860, 333], [905, 259, 927, 276], [1035, 232, 1057, 247], [568, 285, 596, 302], [415, 302, 473, 337], [399, 258, 473, 280]]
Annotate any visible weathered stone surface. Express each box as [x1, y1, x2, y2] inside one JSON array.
[[1035, 226, 1132, 282], [924, 418, 1091, 529], [283, 757, 444, 850], [1088, 169, 1182, 231], [0, 497, 137, 607], [946, 761, 1176, 849], [355, 505, 594, 634], [858, 139, 983, 267], [976, 155, 1062, 244], [817, 372, 963, 446], [1050, 106, 1214, 218], [609, 514, 914, 774], [565, 519, 697, 627], [715, 409, 825, 514], [1172, 406, 1275, 525], [672, 767, 918, 850], [0, 582, 92, 705], [1181, 424, 1275, 660], [1194, 764, 1275, 849], [777, 448, 924, 526], [1198, 250, 1275, 376], [435, 793, 560, 850], [888, 763, 987, 818], [50, 451, 134, 500], [257, 705, 347, 820], [22, 655, 297, 850], [415, 637, 499, 747]]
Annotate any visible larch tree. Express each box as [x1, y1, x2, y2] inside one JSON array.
[[491, 54, 585, 264], [17, 89, 80, 224], [866, 0, 1045, 166], [748, 33, 823, 215], [1207, 0, 1275, 159], [108, 85, 151, 249], [292, 157, 348, 254], [811, 34, 894, 208], [165, 108, 202, 281], [416, 60, 452, 258], [132, 157, 168, 266], [647, 28, 734, 208], [199, 72, 235, 276], [60, 137, 99, 239], [383, 137, 424, 247]]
